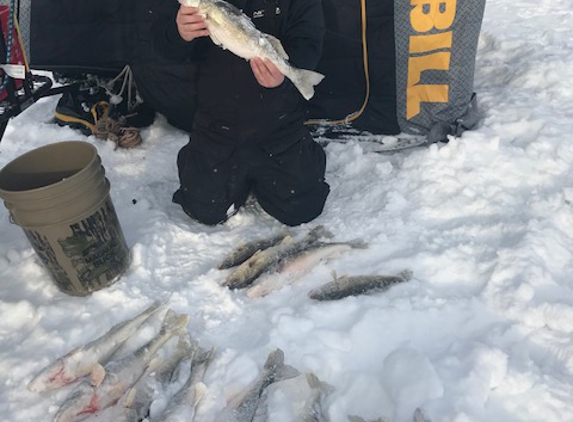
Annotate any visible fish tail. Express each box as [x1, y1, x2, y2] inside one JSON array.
[[177, 331, 196, 356], [289, 68, 325, 100], [194, 346, 216, 367], [305, 372, 335, 395], [309, 225, 334, 240], [140, 299, 170, 322], [276, 362, 301, 382], [171, 332, 198, 374], [398, 269, 414, 281], [264, 348, 300, 382], [161, 309, 190, 334], [346, 239, 369, 249]]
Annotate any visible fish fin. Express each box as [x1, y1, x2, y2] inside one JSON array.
[[121, 386, 137, 408], [148, 356, 162, 373], [264, 33, 289, 60], [90, 363, 106, 387], [193, 382, 208, 406], [250, 248, 264, 259], [209, 33, 224, 48]]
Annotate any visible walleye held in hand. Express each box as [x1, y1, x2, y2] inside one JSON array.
[[178, 0, 325, 100]]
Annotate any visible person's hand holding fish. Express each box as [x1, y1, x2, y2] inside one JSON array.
[[176, 3, 286, 90], [176, 0, 324, 99], [176, 6, 210, 41], [250, 57, 285, 88]]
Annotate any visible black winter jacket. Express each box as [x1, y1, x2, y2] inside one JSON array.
[[155, 0, 325, 140]]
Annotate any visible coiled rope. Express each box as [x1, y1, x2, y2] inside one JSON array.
[[91, 65, 143, 149]]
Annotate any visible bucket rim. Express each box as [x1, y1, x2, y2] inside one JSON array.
[[0, 140, 98, 195], [13, 180, 112, 229]]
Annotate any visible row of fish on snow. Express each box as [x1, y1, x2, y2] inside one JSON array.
[[26, 227, 414, 422], [27, 301, 384, 422], [218, 225, 412, 300]]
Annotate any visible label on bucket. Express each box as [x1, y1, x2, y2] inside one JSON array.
[[23, 198, 130, 295]]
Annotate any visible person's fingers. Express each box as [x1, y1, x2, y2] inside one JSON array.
[[263, 59, 283, 80], [177, 6, 209, 41], [251, 58, 270, 84], [250, 58, 285, 88]]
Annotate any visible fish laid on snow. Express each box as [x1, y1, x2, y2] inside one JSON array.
[[223, 226, 332, 290], [79, 388, 141, 422], [308, 270, 413, 301], [247, 240, 368, 298], [213, 348, 300, 422], [178, 0, 324, 100], [27, 301, 167, 393], [302, 373, 335, 422], [116, 331, 199, 422], [54, 310, 189, 422], [156, 346, 216, 422], [223, 235, 294, 289], [260, 372, 334, 422], [153, 331, 198, 386], [218, 231, 291, 269]]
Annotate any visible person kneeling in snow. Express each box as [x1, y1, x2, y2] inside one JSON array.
[[154, 0, 330, 226]]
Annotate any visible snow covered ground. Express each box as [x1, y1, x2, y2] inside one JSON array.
[[1, 0, 573, 421]]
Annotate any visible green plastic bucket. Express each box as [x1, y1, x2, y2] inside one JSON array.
[[0, 141, 130, 296]]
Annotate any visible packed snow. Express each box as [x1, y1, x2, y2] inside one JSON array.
[[1, 0, 573, 421]]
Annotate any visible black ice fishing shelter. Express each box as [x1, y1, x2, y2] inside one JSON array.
[[10, 0, 486, 141]]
